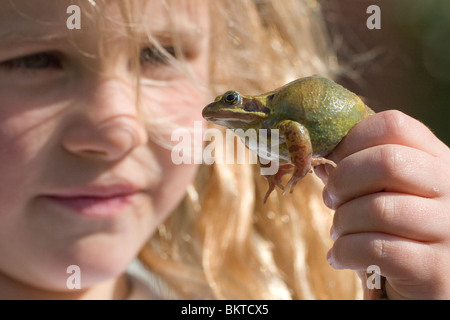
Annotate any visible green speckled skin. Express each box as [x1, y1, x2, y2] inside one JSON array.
[[264, 76, 374, 156], [202, 75, 374, 202]]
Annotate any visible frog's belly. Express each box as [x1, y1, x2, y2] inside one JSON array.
[[238, 135, 291, 164]]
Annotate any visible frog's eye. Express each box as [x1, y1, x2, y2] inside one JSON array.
[[222, 91, 240, 105]]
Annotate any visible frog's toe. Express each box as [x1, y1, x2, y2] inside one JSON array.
[[262, 164, 295, 203], [311, 157, 337, 168], [285, 176, 300, 194], [263, 175, 284, 203], [265, 175, 281, 190], [285, 166, 310, 194], [263, 178, 274, 203], [275, 178, 285, 191]]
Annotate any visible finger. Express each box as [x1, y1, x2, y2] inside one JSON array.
[[328, 110, 450, 164], [314, 165, 329, 184], [331, 192, 448, 243], [323, 144, 447, 209], [327, 232, 434, 281]]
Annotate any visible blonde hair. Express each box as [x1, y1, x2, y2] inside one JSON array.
[[137, 0, 362, 299]]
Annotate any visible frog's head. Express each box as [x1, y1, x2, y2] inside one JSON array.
[[202, 90, 270, 129]]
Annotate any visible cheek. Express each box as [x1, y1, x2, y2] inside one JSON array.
[[154, 160, 199, 217], [147, 133, 200, 221], [142, 82, 207, 217], [144, 81, 208, 123], [0, 112, 55, 212]]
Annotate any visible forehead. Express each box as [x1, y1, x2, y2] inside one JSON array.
[[0, 0, 208, 43]]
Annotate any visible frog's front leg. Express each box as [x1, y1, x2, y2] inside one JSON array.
[[275, 120, 336, 194]]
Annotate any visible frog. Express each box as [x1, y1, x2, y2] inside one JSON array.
[[202, 75, 374, 203]]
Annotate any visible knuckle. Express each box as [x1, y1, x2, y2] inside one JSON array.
[[376, 144, 401, 179], [379, 110, 411, 142], [372, 194, 396, 225], [369, 239, 436, 280], [370, 238, 389, 262]]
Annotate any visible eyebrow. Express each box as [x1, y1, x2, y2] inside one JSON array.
[[0, 32, 69, 44], [0, 17, 206, 56]]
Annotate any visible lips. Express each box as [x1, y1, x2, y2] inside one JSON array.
[[43, 184, 142, 217]]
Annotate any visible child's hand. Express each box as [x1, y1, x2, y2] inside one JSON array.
[[315, 110, 450, 299]]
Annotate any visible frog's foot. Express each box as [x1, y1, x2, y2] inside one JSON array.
[[284, 166, 310, 195], [284, 157, 337, 194], [311, 156, 337, 168], [263, 177, 278, 204], [263, 164, 293, 203]]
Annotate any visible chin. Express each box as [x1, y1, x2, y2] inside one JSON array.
[[35, 234, 145, 291]]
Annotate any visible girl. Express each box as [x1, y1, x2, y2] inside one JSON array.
[[0, 0, 448, 300]]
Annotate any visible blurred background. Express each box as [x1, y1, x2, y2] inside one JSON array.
[[320, 0, 450, 145]]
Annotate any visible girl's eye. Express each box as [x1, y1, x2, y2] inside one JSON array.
[[0, 52, 62, 70], [139, 46, 176, 65]]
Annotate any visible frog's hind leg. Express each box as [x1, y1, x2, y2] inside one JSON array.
[[275, 120, 315, 194]]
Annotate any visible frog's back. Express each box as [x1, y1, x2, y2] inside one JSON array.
[[269, 76, 373, 156]]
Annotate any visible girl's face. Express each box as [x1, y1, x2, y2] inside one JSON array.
[[0, 0, 209, 295]]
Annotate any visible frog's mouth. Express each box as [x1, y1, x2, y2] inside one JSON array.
[[202, 108, 267, 124]]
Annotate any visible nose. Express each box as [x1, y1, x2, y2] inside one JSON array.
[[61, 78, 148, 162]]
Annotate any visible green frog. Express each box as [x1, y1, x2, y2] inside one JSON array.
[[202, 75, 374, 203]]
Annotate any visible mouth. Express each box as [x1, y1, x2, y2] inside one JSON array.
[[43, 184, 142, 217], [202, 108, 266, 124]]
